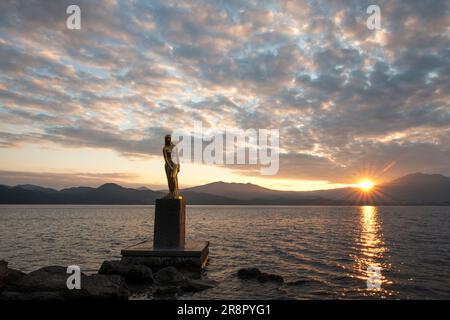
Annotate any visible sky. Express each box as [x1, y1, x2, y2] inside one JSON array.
[[0, 0, 449, 191]]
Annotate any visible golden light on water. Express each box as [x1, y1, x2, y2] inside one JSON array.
[[354, 206, 392, 295], [360, 206, 384, 262]]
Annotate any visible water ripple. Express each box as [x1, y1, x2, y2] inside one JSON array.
[[0, 205, 449, 299]]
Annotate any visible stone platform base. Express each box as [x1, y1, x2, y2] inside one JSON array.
[[120, 240, 209, 271]]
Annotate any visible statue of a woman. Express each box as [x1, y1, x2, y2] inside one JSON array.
[[163, 134, 181, 199]]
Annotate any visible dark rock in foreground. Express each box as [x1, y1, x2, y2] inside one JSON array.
[[154, 266, 186, 286], [237, 268, 284, 283], [0, 260, 26, 293], [82, 274, 129, 299], [153, 266, 217, 295], [99, 260, 153, 283], [1, 261, 217, 300], [180, 278, 217, 292], [0, 265, 129, 300]]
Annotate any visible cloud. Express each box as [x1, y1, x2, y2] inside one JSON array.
[[0, 0, 449, 185]]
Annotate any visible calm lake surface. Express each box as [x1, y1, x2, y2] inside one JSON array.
[[1, 205, 449, 299]]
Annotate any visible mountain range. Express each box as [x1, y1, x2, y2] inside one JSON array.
[[0, 173, 449, 205]]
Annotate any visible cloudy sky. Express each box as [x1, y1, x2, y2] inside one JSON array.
[[0, 0, 449, 190]]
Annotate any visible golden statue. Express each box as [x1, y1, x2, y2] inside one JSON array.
[[163, 134, 181, 199]]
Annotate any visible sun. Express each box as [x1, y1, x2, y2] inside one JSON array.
[[357, 180, 375, 191]]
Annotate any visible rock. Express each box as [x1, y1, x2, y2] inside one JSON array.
[[5, 266, 68, 292], [258, 273, 284, 283], [153, 266, 217, 295], [237, 268, 262, 279], [154, 266, 186, 286], [237, 268, 284, 283], [0, 265, 129, 300], [1, 269, 26, 285], [153, 285, 181, 296], [0, 290, 78, 300], [180, 278, 218, 293], [0, 261, 7, 274], [0, 261, 26, 293], [0, 265, 88, 300], [83, 274, 129, 300], [98, 260, 153, 283]]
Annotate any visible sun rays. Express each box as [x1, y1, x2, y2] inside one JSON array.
[[357, 180, 375, 192]]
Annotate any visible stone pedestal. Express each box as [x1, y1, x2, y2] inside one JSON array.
[[121, 240, 209, 271], [121, 197, 209, 271], [154, 198, 185, 248]]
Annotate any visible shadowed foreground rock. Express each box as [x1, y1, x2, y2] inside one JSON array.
[[154, 266, 186, 286], [153, 266, 217, 295], [99, 260, 153, 283], [0, 261, 217, 300], [0, 261, 26, 293], [237, 268, 284, 283], [0, 266, 129, 300]]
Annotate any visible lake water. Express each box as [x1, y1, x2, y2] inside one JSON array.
[[1, 205, 449, 299]]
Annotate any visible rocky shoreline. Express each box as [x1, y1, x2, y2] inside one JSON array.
[[1, 260, 285, 300]]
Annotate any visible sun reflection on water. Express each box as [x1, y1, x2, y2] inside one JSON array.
[[354, 206, 392, 296]]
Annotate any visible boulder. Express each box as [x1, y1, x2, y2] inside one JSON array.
[[5, 266, 68, 292], [180, 278, 218, 292], [0, 265, 129, 300], [0, 261, 7, 274], [154, 266, 186, 286], [237, 268, 284, 283], [237, 268, 261, 279], [258, 273, 284, 283], [153, 266, 217, 295], [83, 274, 129, 299], [153, 285, 181, 296], [98, 260, 153, 283], [0, 261, 26, 293]]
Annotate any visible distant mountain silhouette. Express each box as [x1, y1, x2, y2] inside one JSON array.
[[0, 183, 162, 205], [184, 181, 303, 200], [16, 184, 58, 193], [181, 191, 243, 205], [0, 173, 449, 205], [185, 173, 450, 204], [377, 173, 450, 203]]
